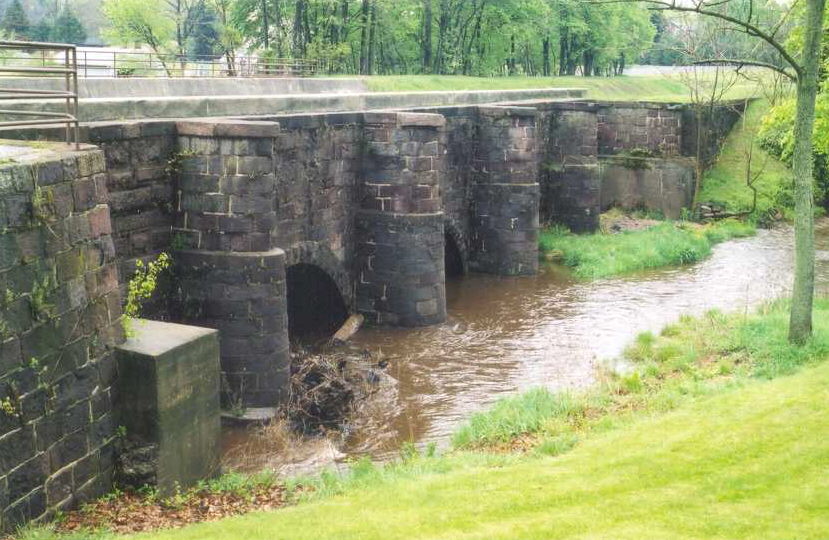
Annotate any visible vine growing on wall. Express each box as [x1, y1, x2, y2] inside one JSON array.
[[123, 252, 172, 336]]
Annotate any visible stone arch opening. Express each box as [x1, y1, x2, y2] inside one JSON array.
[[444, 230, 465, 279], [286, 263, 349, 347]]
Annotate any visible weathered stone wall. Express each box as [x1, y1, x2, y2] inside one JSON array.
[[0, 145, 121, 530], [681, 100, 748, 167], [536, 102, 600, 233], [597, 102, 684, 156], [600, 156, 697, 219], [4, 121, 178, 298], [470, 107, 540, 275], [171, 121, 290, 408], [419, 107, 478, 269], [356, 112, 447, 326]]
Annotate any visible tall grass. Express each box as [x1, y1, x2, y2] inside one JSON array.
[[451, 298, 829, 450], [539, 219, 755, 280]]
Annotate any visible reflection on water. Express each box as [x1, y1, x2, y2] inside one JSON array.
[[224, 222, 829, 468]]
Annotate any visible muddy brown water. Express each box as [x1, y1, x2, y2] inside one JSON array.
[[223, 221, 829, 471]]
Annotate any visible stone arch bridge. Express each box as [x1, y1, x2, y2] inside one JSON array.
[[9, 98, 744, 408]]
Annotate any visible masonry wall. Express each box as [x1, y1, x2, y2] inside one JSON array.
[[0, 146, 121, 530], [536, 102, 600, 233], [600, 156, 697, 219], [597, 102, 684, 156], [86, 123, 177, 290]]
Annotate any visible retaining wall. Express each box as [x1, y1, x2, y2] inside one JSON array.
[[0, 144, 121, 529]]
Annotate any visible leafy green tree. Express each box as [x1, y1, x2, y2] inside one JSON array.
[[627, 0, 826, 343], [102, 0, 176, 75], [2, 0, 30, 39], [30, 18, 51, 42], [50, 8, 87, 44]]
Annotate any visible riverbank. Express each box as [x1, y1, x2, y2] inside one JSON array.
[[699, 100, 797, 223], [23, 298, 829, 539], [539, 217, 755, 280]]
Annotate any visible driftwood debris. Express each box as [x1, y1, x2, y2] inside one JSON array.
[[332, 313, 365, 344]]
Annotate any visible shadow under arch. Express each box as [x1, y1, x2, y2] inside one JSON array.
[[285, 263, 349, 347]]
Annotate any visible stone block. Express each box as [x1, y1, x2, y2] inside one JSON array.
[[115, 319, 220, 495]]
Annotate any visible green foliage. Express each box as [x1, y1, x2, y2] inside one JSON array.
[[759, 95, 829, 209], [1, 0, 29, 38], [51, 9, 88, 45], [29, 273, 56, 322], [539, 219, 755, 280], [102, 0, 175, 57], [123, 252, 171, 332], [0, 396, 18, 417], [227, 0, 655, 76]]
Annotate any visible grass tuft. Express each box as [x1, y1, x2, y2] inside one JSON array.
[[539, 219, 755, 280]]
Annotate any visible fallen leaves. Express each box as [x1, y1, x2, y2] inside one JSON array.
[[56, 484, 287, 535]]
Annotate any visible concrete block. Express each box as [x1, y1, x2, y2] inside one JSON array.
[[115, 319, 220, 495]]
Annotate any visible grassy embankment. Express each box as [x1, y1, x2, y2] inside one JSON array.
[[361, 74, 761, 102], [27, 299, 829, 540], [539, 99, 792, 280], [699, 99, 796, 220]]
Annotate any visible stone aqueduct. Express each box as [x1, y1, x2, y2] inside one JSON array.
[[0, 93, 743, 526]]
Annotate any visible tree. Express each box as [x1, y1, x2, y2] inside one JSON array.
[[30, 19, 51, 42], [51, 8, 88, 44], [102, 0, 176, 75], [2, 0, 30, 39], [621, 0, 826, 343], [206, 0, 242, 74]]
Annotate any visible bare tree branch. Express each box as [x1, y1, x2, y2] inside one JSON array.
[[591, 0, 802, 77], [693, 58, 797, 81]]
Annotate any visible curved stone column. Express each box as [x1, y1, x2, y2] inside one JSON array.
[[356, 112, 447, 326], [173, 120, 290, 408], [470, 106, 540, 276]]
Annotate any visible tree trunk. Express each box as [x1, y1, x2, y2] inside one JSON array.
[[542, 37, 550, 77], [359, 0, 369, 74], [789, 0, 826, 343], [422, 0, 432, 73], [262, 0, 270, 49], [367, 0, 376, 74]]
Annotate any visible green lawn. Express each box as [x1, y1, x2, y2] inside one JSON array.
[[538, 218, 755, 280], [699, 100, 794, 221], [360, 74, 765, 101], [132, 329, 829, 539]]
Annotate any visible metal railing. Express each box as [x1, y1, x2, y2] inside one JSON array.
[[0, 40, 79, 147], [0, 48, 320, 78]]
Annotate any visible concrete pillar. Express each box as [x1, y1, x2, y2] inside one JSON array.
[[115, 319, 220, 494], [173, 120, 290, 408], [470, 106, 540, 276], [355, 112, 447, 326], [540, 103, 600, 233]]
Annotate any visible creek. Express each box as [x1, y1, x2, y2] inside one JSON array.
[[223, 221, 829, 471]]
